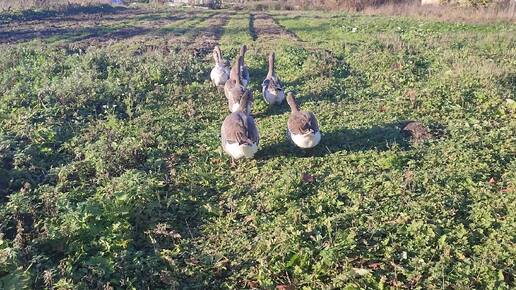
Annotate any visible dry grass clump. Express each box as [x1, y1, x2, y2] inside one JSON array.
[[340, 0, 516, 21], [362, 0, 516, 22], [241, 0, 514, 22], [240, 0, 393, 11]]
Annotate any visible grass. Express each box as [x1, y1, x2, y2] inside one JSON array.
[[0, 4, 515, 290]]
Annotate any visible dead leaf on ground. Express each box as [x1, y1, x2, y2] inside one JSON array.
[[301, 172, 315, 183], [276, 284, 295, 290], [247, 280, 259, 289], [403, 170, 415, 188], [368, 262, 382, 270], [353, 267, 371, 276]]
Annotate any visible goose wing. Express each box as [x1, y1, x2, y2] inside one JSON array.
[[245, 114, 259, 145], [262, 75, 282, 91], [222, 113, 255, 145], [269, 75, 283, 90], [261, 78, 270, 92], [288, 111, 319, 135], [227, 82, 245, 105], [241, 65, 250, 83]]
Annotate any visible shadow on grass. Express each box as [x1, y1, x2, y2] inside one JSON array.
[[249, 13, 257, 41], [257, 122, 410, 160], [0, 25, 152, 44], [269, 14, 303, 42], [249, 60, 267, 75], [157, 12, 214, 35], [246, 64, 267, 91], [264, 14, 340, 38], [0, 8, 217, 45], [253, 99, 290, 118], [0, 4, 126, 23]]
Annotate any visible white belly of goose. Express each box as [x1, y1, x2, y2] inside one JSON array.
[[290, 131, 321, 149], [211, 66, 229, 86], [230, 103, 251, 113], [241, 78, 249, 88], [231, 103, 241, 113], [223, 142, 258, 159], [264, 89, 285, 105]]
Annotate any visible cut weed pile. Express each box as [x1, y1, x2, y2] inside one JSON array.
[[1, 4, 515, 290]]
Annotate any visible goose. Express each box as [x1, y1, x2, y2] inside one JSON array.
[[224, 55, 251, 113], [210, 45, 230, 87], [262, 52, 285, 105], [238, 45, 250, 87], [286, 92, 321, 149], [221, 90, 259, 160]]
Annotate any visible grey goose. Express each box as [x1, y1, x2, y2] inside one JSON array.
[[220, 90, 259, 159], [239, 45, 250, 87], [286, 92, 321, 148], [262, 51, 285, 105], [210, 45, 230, 87], [224, 55, 251, 113]]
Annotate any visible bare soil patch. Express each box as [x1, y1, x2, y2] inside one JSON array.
[[0, 8, 202, 45], [188, 13, 230, 57], [1, 8, 230, 57], [162, 12, 230, 57], [251, 13, 300, 41]]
